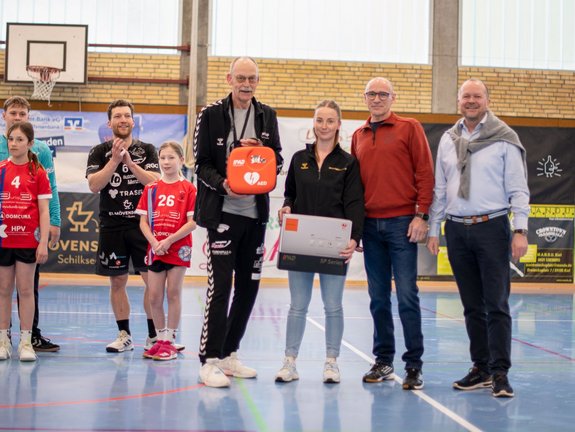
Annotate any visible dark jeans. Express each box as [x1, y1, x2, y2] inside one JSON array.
[[362, 216, 424, 370], [445, 216, 512, 373], [198, 212, 266, 363]]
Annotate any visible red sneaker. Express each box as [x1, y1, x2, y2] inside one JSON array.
[[143, 340, 165, 359], [153, 341, 178, 361]]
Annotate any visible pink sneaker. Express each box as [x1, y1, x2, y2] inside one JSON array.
[[153, 341, 177, 361], [143, 340, 164, 359]]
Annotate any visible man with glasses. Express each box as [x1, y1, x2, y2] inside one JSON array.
[[351, 77, 434, 390], [193, 57, 283, 387]]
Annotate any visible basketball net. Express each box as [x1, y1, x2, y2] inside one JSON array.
[[26, 66, 61, 105]]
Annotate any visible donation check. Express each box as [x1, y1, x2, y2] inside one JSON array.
[[277, 214, 352, 275]]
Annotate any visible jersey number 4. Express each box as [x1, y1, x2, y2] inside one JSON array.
[[11, 176, 21, 188]]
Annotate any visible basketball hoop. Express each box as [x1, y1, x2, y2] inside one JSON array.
[[26, 65, 61, 105]]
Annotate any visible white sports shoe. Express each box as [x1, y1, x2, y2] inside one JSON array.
[[18, 341, 37, 362], [323, 358, 340, 383], [145, 336, 185, 352], [219, 352, 257, 378], [106, 330, 134, 353], [0, 336, 12, 360], [275, 356, 299, 383], [199, 359, 231, 388]]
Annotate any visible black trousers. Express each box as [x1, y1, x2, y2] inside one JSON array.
[[445, 216, 512, 374], [198, 212, 266, 362]]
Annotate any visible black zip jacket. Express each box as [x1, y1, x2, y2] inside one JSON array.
[[283, 143, 364, 243], [193, 93, 283, 229]]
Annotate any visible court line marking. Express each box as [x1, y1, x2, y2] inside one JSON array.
[[420, 306, 575, 362], [0, 384, 204, 410], [306, 316, 483, 432]]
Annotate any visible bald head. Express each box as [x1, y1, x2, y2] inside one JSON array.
[[229, 56, 259, 77], [365, 77, 394, 94]]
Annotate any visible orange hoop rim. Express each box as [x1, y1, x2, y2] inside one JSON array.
[[26, 65, 62, 74]]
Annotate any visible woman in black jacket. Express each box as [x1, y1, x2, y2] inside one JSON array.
[[275, 100, 364, 384]]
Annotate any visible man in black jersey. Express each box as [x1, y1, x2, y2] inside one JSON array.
[[86, 100, 160, 353]]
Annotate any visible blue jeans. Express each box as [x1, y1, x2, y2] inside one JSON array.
[[285, 270, 346, 358], [362, 216, 424, 370]]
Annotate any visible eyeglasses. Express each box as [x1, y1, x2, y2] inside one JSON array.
[[364, 91, 392, 101], [234, 75, 258, 84]]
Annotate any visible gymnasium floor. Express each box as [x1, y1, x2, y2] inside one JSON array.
[[0, 277, 574, 432]]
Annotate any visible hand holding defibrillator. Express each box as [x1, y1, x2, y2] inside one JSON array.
[[226, 138, 277, 195]]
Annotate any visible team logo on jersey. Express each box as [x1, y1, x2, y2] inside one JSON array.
[[110, 173, 122, 187], [178, 246, 192, 262], [130, 146, 147, 164]]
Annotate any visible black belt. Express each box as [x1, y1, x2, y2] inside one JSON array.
[[446, 209, 508, 225]]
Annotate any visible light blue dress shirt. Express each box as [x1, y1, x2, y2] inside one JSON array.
[[429, 116, 530, 237]]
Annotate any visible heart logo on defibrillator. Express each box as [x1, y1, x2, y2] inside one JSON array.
[[243, 172, 260, 185]]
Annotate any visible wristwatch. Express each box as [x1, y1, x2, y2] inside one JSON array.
[[415, 212, 429, 221], [513, 229, 528, 236]]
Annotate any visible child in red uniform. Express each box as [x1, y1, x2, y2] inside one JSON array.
[[136, 141, 196, 360], [0, 122, 51, 362]]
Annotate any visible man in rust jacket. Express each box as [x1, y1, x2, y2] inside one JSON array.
[[351, 77, 434, 390]]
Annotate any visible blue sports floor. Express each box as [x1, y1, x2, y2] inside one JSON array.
[[0, 276, 574, 432]]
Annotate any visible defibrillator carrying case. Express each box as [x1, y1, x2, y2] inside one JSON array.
[[227, 145, 277, 194]]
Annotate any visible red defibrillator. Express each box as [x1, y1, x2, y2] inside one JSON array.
[[226, 145, 277, 194]]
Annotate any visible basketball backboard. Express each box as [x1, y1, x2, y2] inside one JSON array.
[[5, 23, 88, 84]]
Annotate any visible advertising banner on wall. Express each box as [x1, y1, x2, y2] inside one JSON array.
[[0, 110, 187, 152], [27, 111, 574, 282], [421, 124, 575, 283]]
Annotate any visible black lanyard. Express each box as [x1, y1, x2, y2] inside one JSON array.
[[230, 100, 252, 147]]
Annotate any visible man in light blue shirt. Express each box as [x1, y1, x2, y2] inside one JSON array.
[[427, 79, 530, 398], [1, 96, 61, 352]]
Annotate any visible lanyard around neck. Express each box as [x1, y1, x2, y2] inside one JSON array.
[[230, 99, 252, 146]]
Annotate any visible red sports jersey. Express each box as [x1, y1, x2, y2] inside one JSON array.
[[0, 160, 52, 248], [136, 177, 197, 267]]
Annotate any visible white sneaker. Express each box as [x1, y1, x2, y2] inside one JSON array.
[[275, 356, 299, 382], [219, 352, 257, 378], [323, 358, 340, 383], [199, 359, 231, 388], [106, 330, 134, 353], [18, 341, 37, 362], [0, 337, 12, 360], [145, 336, 185, 352]]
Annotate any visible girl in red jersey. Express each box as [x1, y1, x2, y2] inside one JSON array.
[[136, 141, 196, 361], [0, 122, 51, 362]]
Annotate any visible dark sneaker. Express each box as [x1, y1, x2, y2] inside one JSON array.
[[453, 367, 492, 390], [403, 368, 424, 390], [32, 335, 60, 352], [362, 362, 394, 383], [492, 373, 514, 398]]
